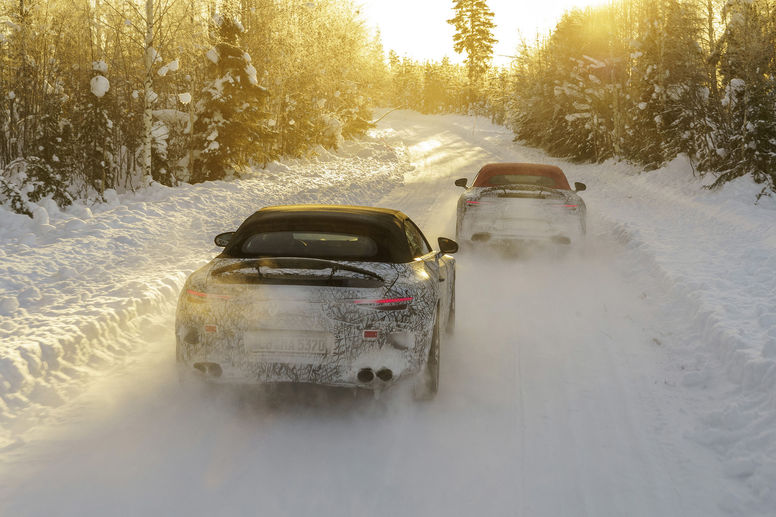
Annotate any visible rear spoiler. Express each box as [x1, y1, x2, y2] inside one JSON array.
[[480, 185, 566, 199], [211, 257, 385, 288]]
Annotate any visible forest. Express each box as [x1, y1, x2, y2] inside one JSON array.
[[388, 0, 776, 199], [0, 0, 386, 215], [2, 0, 775, 216]]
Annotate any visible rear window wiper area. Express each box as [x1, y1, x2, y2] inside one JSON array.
[[481, 185, 563, 199], [210, 257, 385, 288]]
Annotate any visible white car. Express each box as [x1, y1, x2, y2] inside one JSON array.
[[455, 163, 587, 246], [176, 205, 458, 398]]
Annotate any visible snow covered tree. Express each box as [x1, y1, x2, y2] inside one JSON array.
[[69, 62, 115, 198], [508, 8, 625, 162], [483, 67, 510, 125], [0, 156, 72, 216], [386, 54, 469, 114], [190, 16, 272, 182], [705, 0, 776, 192], [0, 0, 76, 213], [391, 56, 424, 110], [624, 0, 706, 169], [142, 0, 155, 182], [447, 0, 497, 102], [422, 62, 447, 113]]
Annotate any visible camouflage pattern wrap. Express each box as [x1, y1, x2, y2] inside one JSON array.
[[175, 255, 454, 389], [456, 184, 587, 244]]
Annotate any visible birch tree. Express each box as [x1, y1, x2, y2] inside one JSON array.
[[143, 0, 153, 179]]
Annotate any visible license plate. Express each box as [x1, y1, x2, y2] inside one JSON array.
[[245, 330, 334, 359], [496, 218, 550, 232]]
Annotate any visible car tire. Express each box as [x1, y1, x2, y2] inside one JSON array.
[[414, 310, 440, 400]]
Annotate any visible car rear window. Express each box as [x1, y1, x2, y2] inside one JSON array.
[[241, 232, 379, 260], [485, 174, 559, 188], [223, 210, 414, 263]]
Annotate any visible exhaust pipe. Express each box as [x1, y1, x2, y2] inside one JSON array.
[[357, 368, 375, 383], [193, 362, 223, 378], [376, 368, 393, 382]]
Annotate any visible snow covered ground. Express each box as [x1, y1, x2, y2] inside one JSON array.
[[1, 110, 774, 516]]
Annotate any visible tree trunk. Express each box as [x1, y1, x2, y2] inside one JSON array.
[[706, 0, 718, 100], [143, 0, 154, 180]]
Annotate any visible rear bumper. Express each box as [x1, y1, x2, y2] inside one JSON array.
[[469, 232, 572, 245], [459, 213, 583, 244], [177, 347, 421, 389], [175, 324, 429, 389]]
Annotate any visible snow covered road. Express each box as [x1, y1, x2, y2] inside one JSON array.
[[1, 111, 773, 516]]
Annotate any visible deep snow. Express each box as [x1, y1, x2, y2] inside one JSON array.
[[1, 110, 774, 516]]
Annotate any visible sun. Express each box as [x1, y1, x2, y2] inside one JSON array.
[[358, 0, 611, 66]]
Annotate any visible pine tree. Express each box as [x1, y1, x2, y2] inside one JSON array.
[[70, 63, 115, 198], [190, 16, 272, 182], [447, 0, 497, 102], [707, 0, 776, 191], [624, 0, 705, 169], [422, 62, 446, 113]]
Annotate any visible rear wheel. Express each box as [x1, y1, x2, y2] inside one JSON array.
[[414, 311, 440, 400]]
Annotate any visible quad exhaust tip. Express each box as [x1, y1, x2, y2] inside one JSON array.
[[193, 362, 222, 378], [471, 233, 491, 242], [357, 368, 375, 383], [357, 368, 393, 383], [376, 368, 393, 382]]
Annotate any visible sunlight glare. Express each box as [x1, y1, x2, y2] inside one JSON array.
[[359, 0, 611, 66]]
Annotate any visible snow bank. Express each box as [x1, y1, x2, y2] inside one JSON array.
[[560, 153, 776, 512], [0, 136, 410, 441]]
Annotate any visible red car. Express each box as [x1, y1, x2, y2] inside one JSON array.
[[454, 163, 587, 246]]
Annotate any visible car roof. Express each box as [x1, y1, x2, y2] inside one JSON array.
[[239, 204, 409, 228], [256, 204, 406, 218], [473, 163, 571, 190], [224, 204, 414, 263]]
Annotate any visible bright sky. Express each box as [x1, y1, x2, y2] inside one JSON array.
[[358, 0, 609, 66]]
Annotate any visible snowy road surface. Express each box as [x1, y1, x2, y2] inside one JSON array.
[[1, 111, 773, 516]]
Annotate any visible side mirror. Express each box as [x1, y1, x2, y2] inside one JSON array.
[[437, 237, 459, 255], [454, 178, 468, 188], [574, 182, 587, 192], [214, 231, 235, 247]]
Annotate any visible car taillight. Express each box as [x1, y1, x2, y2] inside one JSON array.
[[186, 289, 231, 303], [465, 200, 481, 206], [354, 297, 413, 310]]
